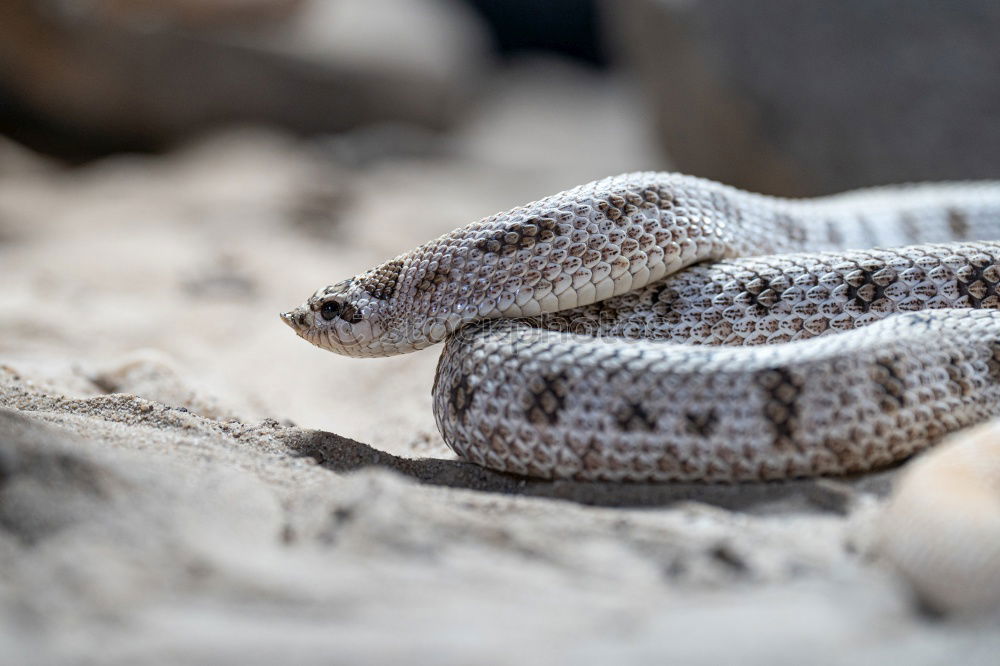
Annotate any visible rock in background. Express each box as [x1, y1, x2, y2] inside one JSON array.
[[0, 0, 490, 160], [606, 0, 1000, 195]]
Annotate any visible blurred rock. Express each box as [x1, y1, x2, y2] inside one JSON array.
[[606, 0, 1000, 196], [82, 0, 305, 29], [0, 0, 490, 160]]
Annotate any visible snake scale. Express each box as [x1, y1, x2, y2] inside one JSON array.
[[282, 172, 1000, 483]]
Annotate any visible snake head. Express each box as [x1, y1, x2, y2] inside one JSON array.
[[281, 258, 448, 356], [280, 278, 395, 357]]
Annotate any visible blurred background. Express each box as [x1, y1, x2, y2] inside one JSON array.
[[4, 0, 1000, 191], [4, 3, 1000, 662], [2, 0, 1000, 446]]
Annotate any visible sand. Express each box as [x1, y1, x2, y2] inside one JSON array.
[[2, 61, 998, 664]]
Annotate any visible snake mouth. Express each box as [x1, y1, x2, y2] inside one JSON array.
[[280, 308, 312, 331], [280, 306, 332, 349]]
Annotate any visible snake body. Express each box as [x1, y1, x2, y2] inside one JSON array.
[[436, 306, 1000, 481], [281, 171, 1000, 613], [282, 172, 1000, 482]]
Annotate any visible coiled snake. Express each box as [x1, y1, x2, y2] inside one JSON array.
[[282, 172, 1000, 482], [282, 172, 1000, 613]]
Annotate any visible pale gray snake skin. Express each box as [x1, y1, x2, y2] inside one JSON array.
[[281, 172, 1000, 482], [282, 172, 1000, 613]]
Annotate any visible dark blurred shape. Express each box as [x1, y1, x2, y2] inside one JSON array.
[[0, 0, 488, 162], [606, 0, 1000, 196], [462, 0, 606, 65], [80, 0, 306, 29]]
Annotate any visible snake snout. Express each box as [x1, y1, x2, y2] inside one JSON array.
[[280, 308, 312, 331]]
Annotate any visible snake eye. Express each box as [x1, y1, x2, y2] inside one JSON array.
[[320, 300, 341, 321]]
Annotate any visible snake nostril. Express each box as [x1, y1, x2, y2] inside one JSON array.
[[297, 312, 309, 326]]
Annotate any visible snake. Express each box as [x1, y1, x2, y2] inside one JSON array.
[[281, 171, 1000, 612], [281, 171, 1000, 480]]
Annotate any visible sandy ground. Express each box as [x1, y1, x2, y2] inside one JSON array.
[[2, 61, 999, 664]]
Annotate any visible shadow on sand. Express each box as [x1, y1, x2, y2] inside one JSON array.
[[282, 428, 896, 514]]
